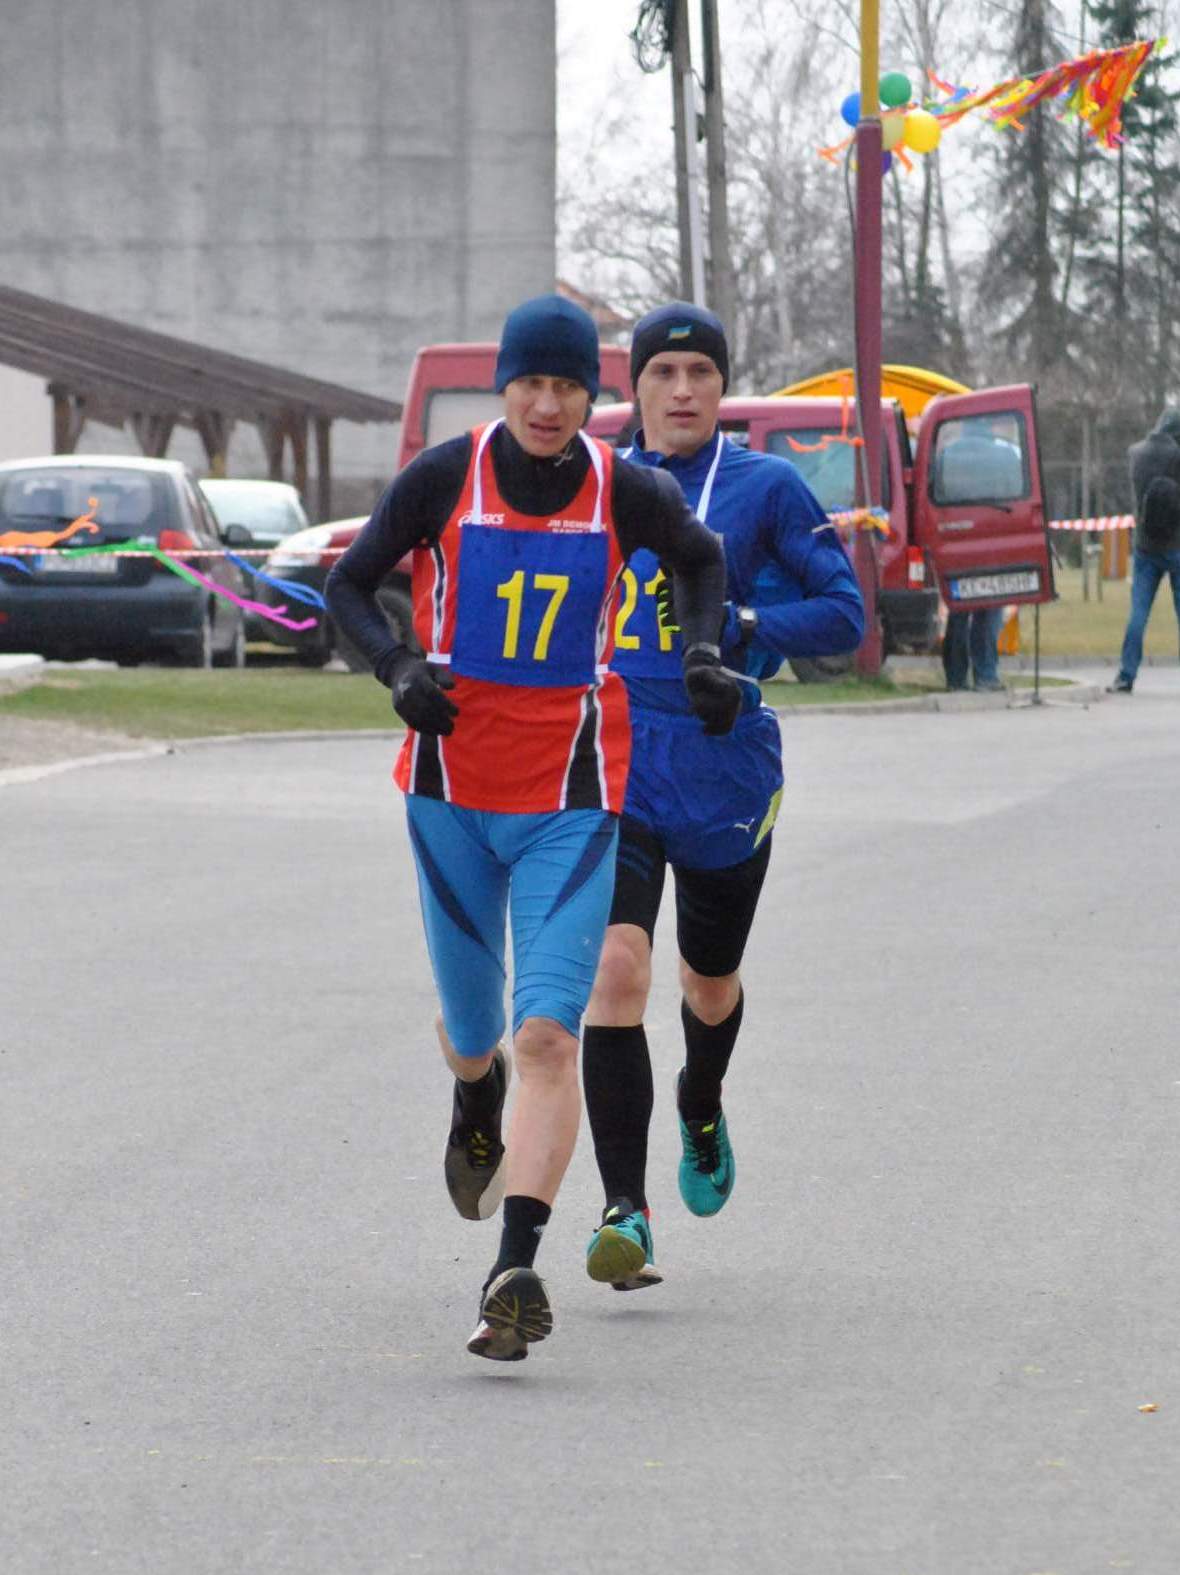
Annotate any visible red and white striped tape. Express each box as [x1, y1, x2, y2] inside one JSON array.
[[0, 545, 277, 558], [1048, 515, 1134, 532]]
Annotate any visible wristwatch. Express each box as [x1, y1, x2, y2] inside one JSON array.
[[736, 605, 759, 646]]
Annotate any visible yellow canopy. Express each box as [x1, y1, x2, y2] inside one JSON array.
[[771, 364, 971, 424]]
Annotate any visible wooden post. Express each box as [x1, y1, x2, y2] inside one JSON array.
[[131, 412, 176, 458], [289, 415, 309, 503], [260, 417, 286, 480], [52, 388, 85, 453], [314, 417, 332, 523], [196, 411, 233, 477]]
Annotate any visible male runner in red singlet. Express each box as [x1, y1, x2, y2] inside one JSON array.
[[326, 295, 740, 1361]]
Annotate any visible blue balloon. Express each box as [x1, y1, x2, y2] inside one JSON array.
[[840, 91, 861, 128]]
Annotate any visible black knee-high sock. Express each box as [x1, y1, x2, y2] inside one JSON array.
[[582, 1023, 654, 1213], [678, 991, 744, 1122], [487, 1195, 551, 1286]]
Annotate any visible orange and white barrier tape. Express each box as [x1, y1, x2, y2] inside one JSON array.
[[1048, 515, 1134, 531]]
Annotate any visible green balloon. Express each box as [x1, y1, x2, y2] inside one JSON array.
[[879, 71, 912, 109]]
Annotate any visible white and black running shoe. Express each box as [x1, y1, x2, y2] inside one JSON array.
[[445, 1050, 511, 1221], [466, 1266, 553, 1362]]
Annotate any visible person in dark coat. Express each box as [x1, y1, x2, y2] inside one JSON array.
[[1109, 408, 1180, 693]]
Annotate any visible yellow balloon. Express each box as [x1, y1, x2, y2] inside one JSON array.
[[882, 112, 905, 151], [903, 108, 942, 154]]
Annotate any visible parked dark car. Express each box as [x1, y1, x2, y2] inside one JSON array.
[[0, 455, 247, 667], [258, 518, 415, 669]]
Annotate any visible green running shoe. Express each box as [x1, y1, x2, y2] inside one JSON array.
[[585, 1199, 663, 1292], [676, 1073, 735, 1217]]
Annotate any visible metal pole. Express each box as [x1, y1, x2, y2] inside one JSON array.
[[853, 0, 884, 676], [701, 0, 735, 335], [670, 0, 706, 303]]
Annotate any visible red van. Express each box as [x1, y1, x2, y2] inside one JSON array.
[[588, 382, 1055, 666]]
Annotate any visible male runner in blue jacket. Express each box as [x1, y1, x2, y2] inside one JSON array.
[[581, 302, 865, 1289]]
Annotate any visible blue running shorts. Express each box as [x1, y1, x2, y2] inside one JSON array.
[[405, 797, 619, 1057], [622, 702, 784, 872]]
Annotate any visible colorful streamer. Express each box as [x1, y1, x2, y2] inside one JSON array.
[[224, 551, 327, 609], [0, 555, 33, 574], [42, 535, 320, 633], [152, 551, 319, 633], [928, 39, 1157, 148], [0, 496, 100, 551], [821, 39, 1159, 163]]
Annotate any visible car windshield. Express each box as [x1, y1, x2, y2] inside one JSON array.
[[0, 467, 174, 539], [201, 484, 308, 537], [765, 429, 891, 512]]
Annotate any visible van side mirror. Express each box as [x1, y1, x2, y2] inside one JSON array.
[[221, 523, 255, 547]]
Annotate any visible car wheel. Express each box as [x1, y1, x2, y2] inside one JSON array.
[[182, 609, 215, 669], [213, 615, 247, 669], [335, 585, 418, 673], [787, 653, 855, 684]]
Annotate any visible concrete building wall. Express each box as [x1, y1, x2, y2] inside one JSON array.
[[0, 0, 556, 493]]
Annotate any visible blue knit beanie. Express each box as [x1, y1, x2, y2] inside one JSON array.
[[494, 294, 600, 399], [630, 301, 729, 391]]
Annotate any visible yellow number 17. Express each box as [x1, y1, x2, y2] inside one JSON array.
[[496, 571, 570, 660]]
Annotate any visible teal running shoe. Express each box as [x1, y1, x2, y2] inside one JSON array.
[[585, 1199, 663, 1292], [676, 1075, 735, 1217]]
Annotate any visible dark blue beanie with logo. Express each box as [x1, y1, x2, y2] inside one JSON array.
[[630, 301, 729, 391], [494, 294, 600, 400]]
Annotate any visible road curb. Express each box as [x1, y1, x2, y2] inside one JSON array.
[[0, 741, 172, 790], [0, 654, 46, 694], [771, 680, 1103, 718]]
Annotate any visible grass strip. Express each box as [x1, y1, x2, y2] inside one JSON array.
[[0, 663, 1076, 741]]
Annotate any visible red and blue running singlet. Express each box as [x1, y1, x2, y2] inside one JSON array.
[[394, 421, 631, 814]]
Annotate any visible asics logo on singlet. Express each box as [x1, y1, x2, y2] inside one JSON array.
[[458, 511, 506, 525]]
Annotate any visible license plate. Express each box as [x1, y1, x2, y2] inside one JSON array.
[[951, 569, 1040, 600], [40, 554, 121, 576]]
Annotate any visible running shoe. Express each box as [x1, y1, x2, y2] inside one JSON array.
[[466, 1266, 553, 1361], [676, 1072, 735, 1217], [445, 1049, 510, 1221], [585, 1199, 663, 1292]]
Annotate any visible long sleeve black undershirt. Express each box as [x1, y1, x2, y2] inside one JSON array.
[[326, 425, 725, 682]]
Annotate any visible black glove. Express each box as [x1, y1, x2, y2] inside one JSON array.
[[389, 653, 459, 736], [682, 643, 741, 736]]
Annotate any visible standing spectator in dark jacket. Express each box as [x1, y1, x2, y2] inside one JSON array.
[[1109, 408, 1180, 693]]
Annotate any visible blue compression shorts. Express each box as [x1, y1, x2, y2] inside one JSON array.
[[404, 797, 619, 1057]]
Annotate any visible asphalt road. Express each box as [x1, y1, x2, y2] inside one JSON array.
[[3, 693, 1179, 1574]]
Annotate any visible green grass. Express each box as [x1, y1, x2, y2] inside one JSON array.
[[1018, 564, 1180, 659], [0, 666, 394, 738], [0, 662, 1076, 741]]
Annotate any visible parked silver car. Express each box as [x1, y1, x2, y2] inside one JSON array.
[[198, 479, 310, 548]]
